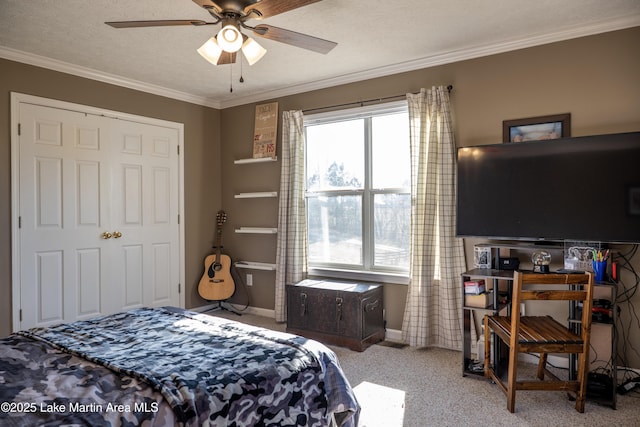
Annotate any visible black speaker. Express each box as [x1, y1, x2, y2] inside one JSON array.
[[493, 256, 520, 270]]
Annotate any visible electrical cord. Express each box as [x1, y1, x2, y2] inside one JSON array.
[[615, 269, 640, 366], [614, 244, 638, 303], [225, 263, 251, 313], [611, 244, 640, 388]]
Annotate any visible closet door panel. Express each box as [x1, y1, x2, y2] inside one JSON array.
[[110, 120, 180, 310], [16, 101, 181, 330], [19, 104, 110, 328]]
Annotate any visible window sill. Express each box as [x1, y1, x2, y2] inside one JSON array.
[[308, 267, 409, 285]]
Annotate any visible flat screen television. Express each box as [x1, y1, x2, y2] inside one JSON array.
[[456, 132, 640, 243]]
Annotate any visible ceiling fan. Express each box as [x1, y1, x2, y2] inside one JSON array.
[[106, 0, 337, 66]]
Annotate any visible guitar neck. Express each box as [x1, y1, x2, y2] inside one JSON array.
[[213, 211, 227, 259], [215, 228, 223, 257]]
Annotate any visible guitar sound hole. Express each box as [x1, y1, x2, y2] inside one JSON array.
[[214, 263, 222, 272]]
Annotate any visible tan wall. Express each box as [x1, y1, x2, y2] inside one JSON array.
[[0, 58, 222, 336], [1, 27, 639, 365], [220, 27, 640, 365]]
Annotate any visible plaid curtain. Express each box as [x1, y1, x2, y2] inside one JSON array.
[[274, 111, 308, 322], [401, 86, 467, 349]]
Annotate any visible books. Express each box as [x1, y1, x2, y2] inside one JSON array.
[[464, 280, 485, 295]]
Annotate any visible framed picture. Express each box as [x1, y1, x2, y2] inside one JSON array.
[[502, 113, 571, 143], [253, 102, 278, 159], [473, 246, 492, 269]]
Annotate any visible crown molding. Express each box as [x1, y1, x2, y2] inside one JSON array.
[[219, 16, 640, 108], [0, 46, 222, 109], [2, 15, 638, 110]]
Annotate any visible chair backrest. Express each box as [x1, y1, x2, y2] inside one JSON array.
[[511, 271, 595, 330]]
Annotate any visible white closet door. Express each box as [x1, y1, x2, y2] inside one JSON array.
[[18, 103, 112, 328], [109, 119, 180, 311], [17, 102, 181, 330]]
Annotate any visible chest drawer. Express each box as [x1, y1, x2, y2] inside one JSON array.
[[286, 279, 385, 351]]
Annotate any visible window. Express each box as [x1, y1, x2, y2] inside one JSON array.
[[304, 102, 410, 278]]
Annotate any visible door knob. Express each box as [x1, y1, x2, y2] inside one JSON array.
[[113, 231, 122, 238], [101, 231, 112, 239]]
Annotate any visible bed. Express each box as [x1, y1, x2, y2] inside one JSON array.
[[0, 306, 360, 426]]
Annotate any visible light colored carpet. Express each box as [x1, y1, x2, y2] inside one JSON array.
[[353, 381, 405, 427], [208, 309, 640, 427]]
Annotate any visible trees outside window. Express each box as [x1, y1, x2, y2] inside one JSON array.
[[305, 103, 410, 274]]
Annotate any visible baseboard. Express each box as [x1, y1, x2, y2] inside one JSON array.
[[519, 352, 569, 369], [190, 303, 220, 313], [385, 328, 403, 343], [241, 306, 276, 318], [191, 303, 276, 319], [617, 366, 640, 381]]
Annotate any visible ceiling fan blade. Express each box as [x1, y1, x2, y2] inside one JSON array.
[[246, 0, 323, 19], [192, 0, 222, 14], [252, 24, 336, 54], [217, 51, 237, 65], [106, 20, 210, 28]]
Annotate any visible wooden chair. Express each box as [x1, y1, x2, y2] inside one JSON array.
[[484, 271, 594, 413]]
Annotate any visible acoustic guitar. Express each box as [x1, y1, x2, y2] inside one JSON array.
[[198, 210, 235, 301]]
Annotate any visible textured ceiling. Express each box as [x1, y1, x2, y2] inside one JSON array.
[[1, 0, 639, 108]]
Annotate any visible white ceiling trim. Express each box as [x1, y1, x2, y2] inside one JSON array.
[[0, 46, 222, 109], [1, 15, 638, 110], [220, 15, 640, 108]]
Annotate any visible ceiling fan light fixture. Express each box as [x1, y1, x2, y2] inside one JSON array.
[[107, 2, 338, 70], [197, 37, 224, 65], [241, 36, 267, 66], [216, 21, 243, 53]]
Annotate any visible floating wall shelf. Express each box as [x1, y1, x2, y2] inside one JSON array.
[[235, 261, 277, 271], [234, 157, 278, 165], [235, 227, 278, 234], [234, 192, 278, 199]]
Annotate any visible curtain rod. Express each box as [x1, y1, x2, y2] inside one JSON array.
[[302, 85, 453, 114]]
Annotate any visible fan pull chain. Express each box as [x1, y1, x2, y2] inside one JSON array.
[[228, 58, 245, 93]]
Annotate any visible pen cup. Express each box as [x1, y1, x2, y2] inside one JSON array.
[[592, 260, 607, 282]]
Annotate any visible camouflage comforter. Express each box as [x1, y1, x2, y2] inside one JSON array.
[[0, 307, 360, 426]]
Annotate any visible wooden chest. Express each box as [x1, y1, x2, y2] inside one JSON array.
[[286, 279, 385, 351]]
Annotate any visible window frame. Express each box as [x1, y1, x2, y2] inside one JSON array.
[[304, 101, 410, 284]]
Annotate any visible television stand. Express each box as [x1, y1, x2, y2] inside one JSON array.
[[462, 242, 617, 409]]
